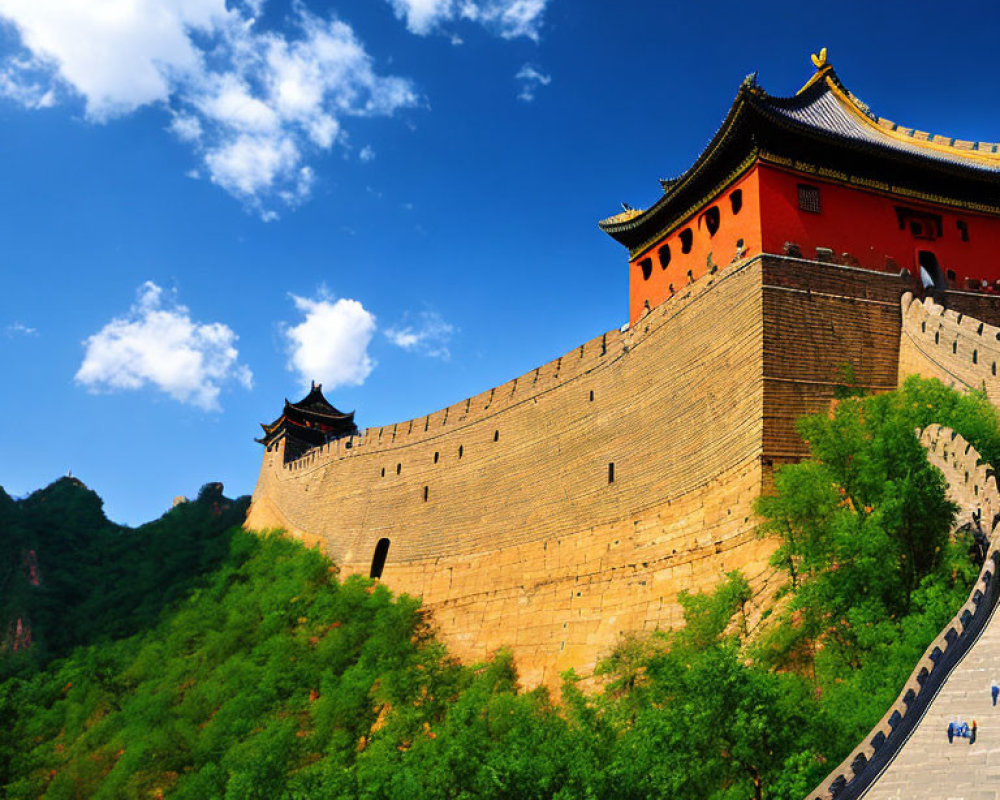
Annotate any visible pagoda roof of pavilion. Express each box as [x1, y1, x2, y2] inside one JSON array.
[[600, 50, 1000, 256], [257, 382, 357, 444]]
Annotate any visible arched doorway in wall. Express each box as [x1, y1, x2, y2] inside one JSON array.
[[369, 538, 390, 579], [916, 250, 948, 295]]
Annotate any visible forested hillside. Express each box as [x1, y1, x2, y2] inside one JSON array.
[[0, 377, 995, 800]]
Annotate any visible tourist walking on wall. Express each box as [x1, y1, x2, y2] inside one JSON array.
[[948, 720, 955, 743], [971, 720, 978, 745], [992, 680, 998, 706]]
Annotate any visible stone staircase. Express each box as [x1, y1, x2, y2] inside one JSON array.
[[809, 426, 1000, 800], [864, 625, 1000, 800], [860, 428, 1000, 800]]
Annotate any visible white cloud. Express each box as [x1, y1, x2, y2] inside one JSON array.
[[385, 310, 454, 359], [5, 321, 37, 337], [0, 1, 418, 216], [515, 63, 550, 102], [75, 282, 252, 411], [283, 291, 376, 389], [359, 144, 375, 162], [387, 0, 548, 39], [0, 0, 223, 120]]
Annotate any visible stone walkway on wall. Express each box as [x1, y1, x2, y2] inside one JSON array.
[[862, 427, 1000, 800], [862, 600, 1000, 800]]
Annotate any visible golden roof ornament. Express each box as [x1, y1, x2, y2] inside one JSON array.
[[810, 47, 828, 69]]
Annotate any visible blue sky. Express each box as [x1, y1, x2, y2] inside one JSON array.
[[1, 0, 999, 524]]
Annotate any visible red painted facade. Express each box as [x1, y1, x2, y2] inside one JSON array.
[[628, 161, 1000, 326], [628, 169, 763, 325], [758, 164, 1000, 290]]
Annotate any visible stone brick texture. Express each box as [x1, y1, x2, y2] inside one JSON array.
[[246, 255, 928, 687], [900, 292, 1000, 405]]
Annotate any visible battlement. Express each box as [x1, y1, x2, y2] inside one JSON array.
[[277, 254, 769, 473], [900, 292, 1000, 404], [809, 425, 1000, 800], [248, 254, 915, 686]]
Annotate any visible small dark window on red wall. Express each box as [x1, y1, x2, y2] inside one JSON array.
[[679, 228, 693, 254], [657, 243, 671, 269], [703, 206, 720, 236], [639, 258, 653, 280], [957, 220, 970, 242], [895, 206, 941, 239], [730, 189, 743, 215], [798, 184, 821, 213]]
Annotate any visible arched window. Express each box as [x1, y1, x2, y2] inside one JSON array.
[[396, 463, 402, 475], [433, 451, 439, 463], [730, 189, 743, 215], [657, 243, 671, 269], [494, 430, 499, 442], [703, 206, 720, 236], [639, 258, 653, 280], [679, 228, 693, 254], [458, 445, 464, 459], [369, 538, 390, 579]]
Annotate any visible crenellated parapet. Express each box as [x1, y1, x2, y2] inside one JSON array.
[[247, 255, 914, 688], [806, 425, 1000, 800], [277, 253, 759, 474], [899, 292, 1000, 404]]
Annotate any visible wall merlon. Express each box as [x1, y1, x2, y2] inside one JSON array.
[[247, 256, 950, 690]]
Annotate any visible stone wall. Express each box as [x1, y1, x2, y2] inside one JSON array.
[[247, 256, 912, 687], [762, 257, 905, 468], [899, 292, 1000, 404]]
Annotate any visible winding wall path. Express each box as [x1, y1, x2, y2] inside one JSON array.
[[809, 426, 1000, 800], [861, 427, 1000, 800]]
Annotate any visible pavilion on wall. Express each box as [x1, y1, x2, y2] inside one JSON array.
[[601, 49, 1000, 327], [257, 382, 359, 463]]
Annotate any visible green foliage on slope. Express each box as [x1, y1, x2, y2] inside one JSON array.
[[0, 376, 993, 799]]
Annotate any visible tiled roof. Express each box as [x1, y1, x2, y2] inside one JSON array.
[[759, 67, 1000, 173], [600, 53, 1000, 246]]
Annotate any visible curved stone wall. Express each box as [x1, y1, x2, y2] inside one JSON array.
[[808, 425, 1000, 800], [250, 258, 772, 685], [247, 256, 909, 686], [899, 292, 1000, 403]]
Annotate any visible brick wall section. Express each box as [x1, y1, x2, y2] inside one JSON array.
[[939, 289, 1000, 328], [246, 256, 912, 687], [762, 257, 905, 465], [899, 292, 1000, 404]]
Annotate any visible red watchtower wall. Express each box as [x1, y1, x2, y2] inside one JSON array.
[[627, 168, 763, 327], [758, 162, 1000, 290], [626, 161, 1000, 328]]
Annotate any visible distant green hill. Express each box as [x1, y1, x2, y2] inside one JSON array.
[[0, 376, 994, 800], [0, 479, 247, 671]]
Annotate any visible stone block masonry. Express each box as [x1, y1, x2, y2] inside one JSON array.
[[900, 292, 1000, 405], [246, 256, 923, 687]]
